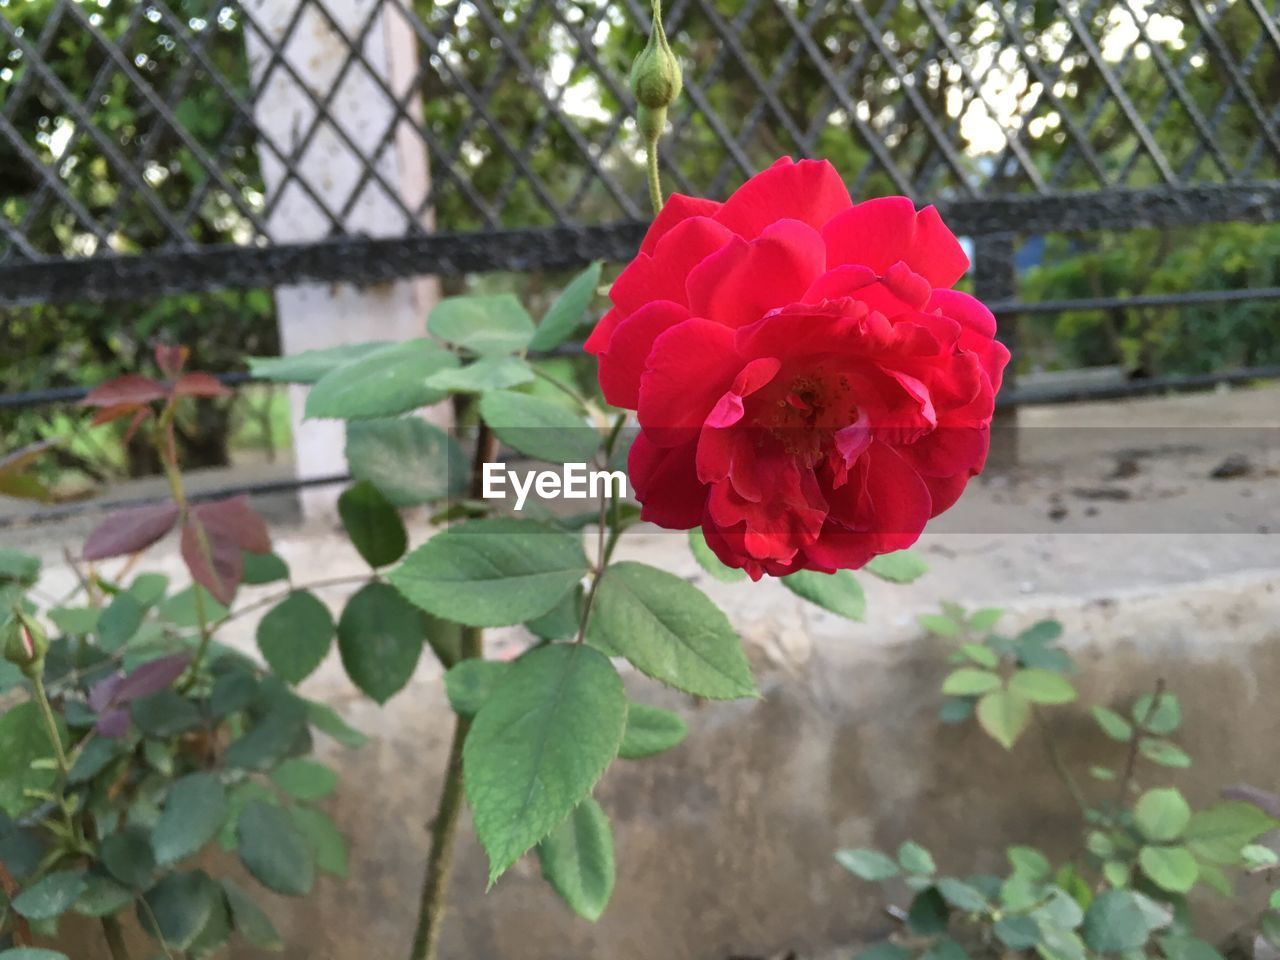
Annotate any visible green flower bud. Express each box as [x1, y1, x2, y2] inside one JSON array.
[[630, 14, 682, 113], [3, 610, 48, 676]]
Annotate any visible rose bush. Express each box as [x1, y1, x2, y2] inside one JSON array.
[[587, 157, 1010, 578]]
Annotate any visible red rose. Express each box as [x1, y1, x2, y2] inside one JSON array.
[[587, 157, 1010, 579]]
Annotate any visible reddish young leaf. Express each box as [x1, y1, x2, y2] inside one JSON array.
[[172, 372, 230, 399], [90, 403, 146, 427], [155, 344, 190, 378], [196, 496, 272, 554], [121, 407, 151, 444], [83, 503, 181, 560], [113, 654, 192, 702], [81, 374, 167, 409]]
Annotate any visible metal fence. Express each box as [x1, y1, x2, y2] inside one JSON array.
[[3, 0, 1280, 417]]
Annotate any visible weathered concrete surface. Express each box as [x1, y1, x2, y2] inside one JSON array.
[[17, 385, 1279, 959]]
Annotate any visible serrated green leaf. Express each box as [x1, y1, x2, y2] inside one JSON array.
[[306, 702, 368, 749], [918, 613, 961, 637], [586, 562, 755, 700], [959, 643, 998, 668], [1133, 692, 1181, 735], [74, 872, 134, 917], [1134, 788, 1191, 842], [345, 417, 468, 507], [898, 840, 936, 874], [12, 870, 86, 919], [337, 582, 425, 704], [305, 339, 457, 420], [138, 870, 220, 950], [152, 773, 228, 866], [936, 877, 988, 911], [1008, 845, 1051, 880], [97, 591, 143, 651], [101, 825, 156, 888], [248, 342, 389, 383], [976, 689, 1031, 749], [1139, 738, 1191, 768], [1139, 845, 1198, 893], [390, 518, 588, 628], [537, 796, 615, 922], [444, 659, 511, 717], [271, 760, 337, 801], [995, 915, 1041, 949], [530, 261, 602, 351], [424, 354, 535, 393], [222, 878, 282, 951], [618, 704, 687, 759], [941, 668, 1002, 696], [968, 608, 1003, 632], [241, 551, 289, 585], [478, 390, 599, 463], [1184, 802, 1280, 864], [1008, 668, 1076, 705], [0, 701, 66, 818], [256, 590, 335, 685], [781, 569, 865, 620], [1081, 890, 1151, 952], [464, 644, 626, 884], [835, 848, 899, 881], [289, 806, 347, 878], [865, 550, 928, 583], [338, 481, 408, 568], [1092, 706, 1133, 742], [236, 800, 315, 896], [429, 294, 534, 355]]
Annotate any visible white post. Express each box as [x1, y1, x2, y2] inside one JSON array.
[[244, 0, 441, 522]]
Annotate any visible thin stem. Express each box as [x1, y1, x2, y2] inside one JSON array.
[[1032, 707, 1088, 815], [409, 424, 495, 960], [32, 674, 69, 777], [101, 916, 131, 960], [1116, 677, 1166, 805], [644, 137, 663, 215], [213, 575, 374, 627]]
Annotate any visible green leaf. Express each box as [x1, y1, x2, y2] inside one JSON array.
[[345, 417, 468, 507], [618, 703, 688, 759], [444, 659, 511, 717], [907, 887, 949, 935], [478, 390, 599, 463], [865, 550, 928, 583], [940, 668, 1002, 696], [0, 952, 69, 960], [1102, 860, 1130, 888], [1091, 706, 1133, 742], [922, 938, 968, 960], [0, 549, 39, 583], [256, 590, 335, 685], [688, 527, 747, 583], [1242, 843, 1279, 868], [959, 643, 998, 668], [241, 551, 289, 585], [938, 697, 974, 724], [936, 877, 988, 911], [525, 586, 582, 641], [236, 800, 315, 896], [0, 701, 67, 817], [13, 870, 86, 920], [307, 702, 368, 749], [248, 342, 389, 383], [1008, 668, 1076, 705], [289, 806, 348, 878], [424, 354, 535, 393], [101, 826, 156, 888], [1265, 914, 1280, 949], [537, 796, 615, 922], [530, 261, 602, 351], [224, 690, 308, 771], [968, 607, 1003, 632], [1157, 936, 1226, 960], [429, 294, 534, 355], [898, 841, 936, 874], [138, 870, 220, 950], [389, 518, 588, 628], [222, 878, 282, 951], [976, 689, 1031, 749], [305, 339, 457, 420], [271, 759, 337, 801], [49, 606, 100, 636], [74, 873, 134, 917], [1017, 620, 1064, 646], [464, 644, 627, 884], [338, 481, 408, 567], [97, 591, 144, 651], [995, 915, 1041, 949], [1134, 788, 1191, 842], [918, 613, 961, 637], [337, 582, 425, 704], [1081, 890, 1151, 953], [1184, 802, 1280, 864], [157, 585, 227, 627], [131, 690, 201, 737], [781, 569, 865, 620], [1008, 845, 1051, 880], [210, 670, 257, 718], [1138, 845, 1198, 893], [586, 561, 755, 700], [1133, 692, 1181, 735], [152, 773, 228, 866], [835, 848, 899, 882], [1139, 738, 1191, 768]]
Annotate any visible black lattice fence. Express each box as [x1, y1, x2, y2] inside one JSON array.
[[3, 0, 1280, 451]]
